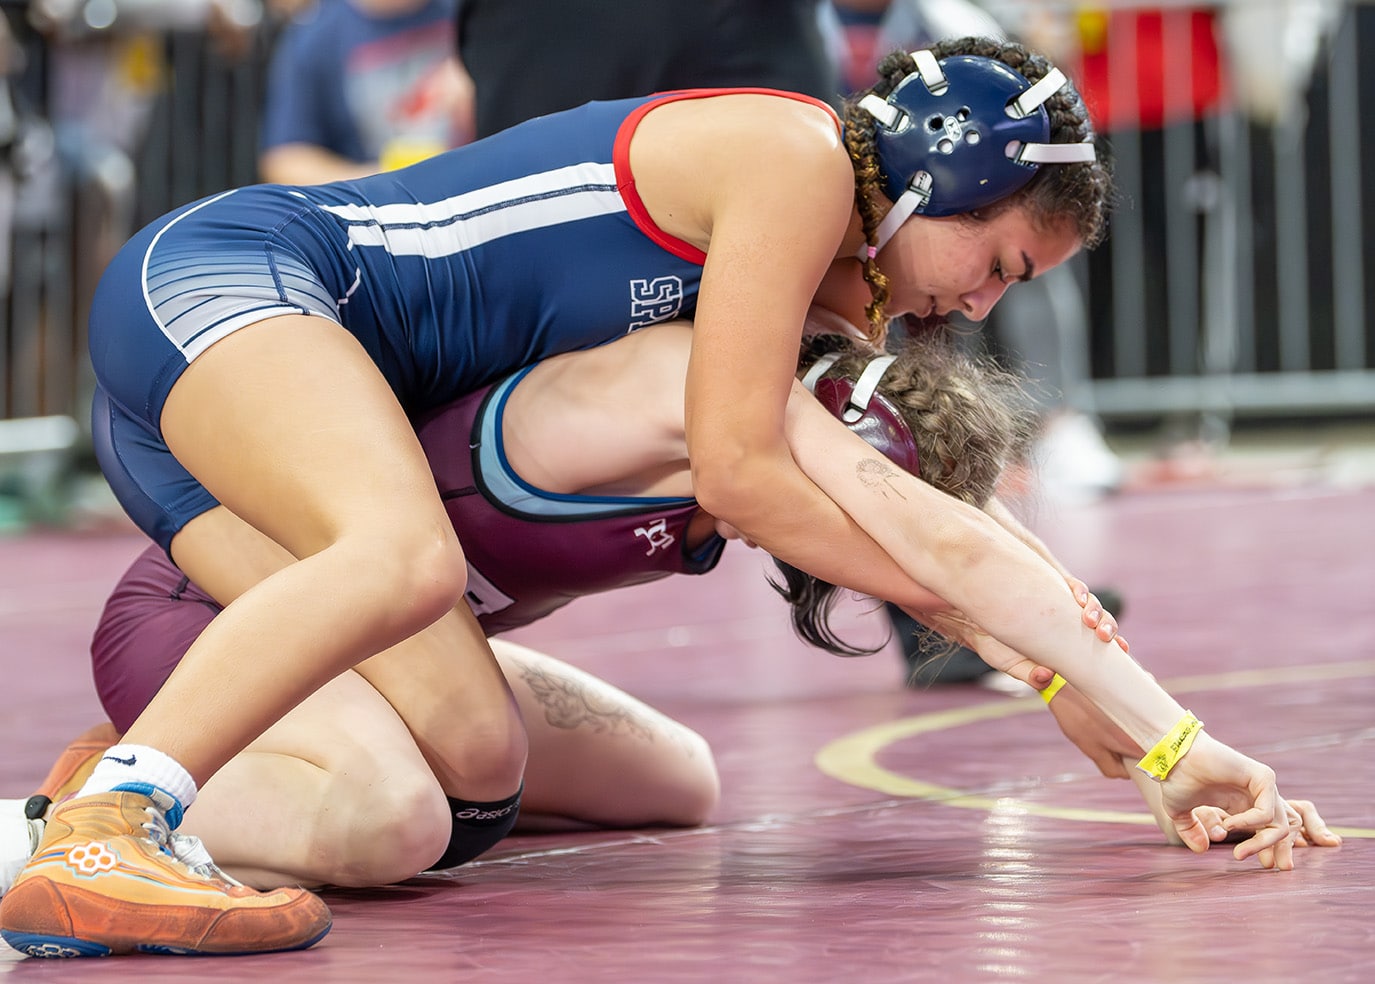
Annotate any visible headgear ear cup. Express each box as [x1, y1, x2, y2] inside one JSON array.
[[802, 354, 922, 477], [857, 50, 1097, 255]]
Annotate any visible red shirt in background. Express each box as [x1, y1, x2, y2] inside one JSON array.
[[1075, 7, 1231, 131]]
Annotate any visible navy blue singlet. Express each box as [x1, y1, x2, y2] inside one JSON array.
[[87, 88, 834, 550]]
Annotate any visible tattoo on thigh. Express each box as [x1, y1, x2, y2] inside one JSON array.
[[518, 664, 653, 740], [856, 458, 907, 500]]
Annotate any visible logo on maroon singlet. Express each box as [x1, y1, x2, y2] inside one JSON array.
[[633, 518, 676, 556], [628, 276, 684, 330]]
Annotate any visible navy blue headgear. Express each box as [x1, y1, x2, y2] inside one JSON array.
[[858, 50, 1096, 254], [801, 351, 921, 477]]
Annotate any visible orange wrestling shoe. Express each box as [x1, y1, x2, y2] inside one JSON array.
[[0, 792, 330, 957], [23, 721, 123, 823], [4, 722, 124, 899]]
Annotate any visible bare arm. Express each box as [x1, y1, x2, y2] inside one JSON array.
[[258, 144, 380, 185], [783, 390, 1298, 865], [628, 96, 951, 608], [797, 390, 1182, 736], [982, 495, 1066, 574], [782, 386, 1176, 740]]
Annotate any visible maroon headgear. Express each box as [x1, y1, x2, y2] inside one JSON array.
[[801, 351, 921, 477]]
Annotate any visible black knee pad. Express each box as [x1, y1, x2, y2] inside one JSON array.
[[428, 784, 523, 871]]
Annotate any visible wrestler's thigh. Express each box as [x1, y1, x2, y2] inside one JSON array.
[[238, 667, 434, 777], [159, 315, 452, 559]]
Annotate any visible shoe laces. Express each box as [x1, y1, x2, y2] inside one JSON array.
[[137, 808, 242, 887], [169, 832, 244, 887], [139, 805, 173, 852]]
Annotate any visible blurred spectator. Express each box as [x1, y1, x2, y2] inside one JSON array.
[[1075, 5, 1231, 133], [259, 0, 471, 184], [454, 0, 837, 139], [1, 1, 262, 520], [20, 1, 264, 280], [0, 8, 25, 302], [818, 0, 1001, 96], [1220, 0, 1340, 127], [1045, 5, 1227, 393], [5, 1, 262, 367]]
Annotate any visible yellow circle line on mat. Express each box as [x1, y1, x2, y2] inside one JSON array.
[[815, 658, 1375, 838]]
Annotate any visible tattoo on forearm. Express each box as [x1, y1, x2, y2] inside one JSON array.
[[518, 664, 654, 741], [856, 458, 907, 500]]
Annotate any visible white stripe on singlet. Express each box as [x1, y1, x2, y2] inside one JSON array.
[[317, 162, 624, 258], [139, 189, 343, 360]]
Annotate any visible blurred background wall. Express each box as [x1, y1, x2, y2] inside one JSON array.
[[0, 0, 1371, 523]]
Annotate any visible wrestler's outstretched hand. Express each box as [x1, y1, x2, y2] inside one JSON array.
[[1155, 732, 1297, 869], [1189, 797, 1342, 849], [1129, 763, 1342, 850]]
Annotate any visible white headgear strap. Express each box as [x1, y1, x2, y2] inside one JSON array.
[[799, 353, 842, 392], [801, 353, 898, 425], [842, 355, 898, 424]]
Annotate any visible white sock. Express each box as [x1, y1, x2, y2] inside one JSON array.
[[77, 744, 199, 828]]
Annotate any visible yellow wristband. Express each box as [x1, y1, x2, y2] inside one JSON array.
[[1135, 712, 1204, 782], [1040, 673, 1068, 705]]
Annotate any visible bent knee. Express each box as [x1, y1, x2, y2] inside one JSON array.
[[393, 532, 469, 625], [342, 529, 468, 633], [663, 733, 721, 826], [320, 772, 452, 887], [443, 713, 529, 800]]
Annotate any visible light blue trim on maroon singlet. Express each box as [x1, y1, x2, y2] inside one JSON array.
[[477, 366, 697, 519]]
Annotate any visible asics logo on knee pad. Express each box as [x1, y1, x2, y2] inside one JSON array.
[[452, 803, 518, 822]]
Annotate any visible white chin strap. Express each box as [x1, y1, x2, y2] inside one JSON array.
[[866, 179, 931, 257], [856, 59, 1097, 261]]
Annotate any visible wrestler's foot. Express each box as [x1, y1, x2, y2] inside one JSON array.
[[0, 791, 331, 957]]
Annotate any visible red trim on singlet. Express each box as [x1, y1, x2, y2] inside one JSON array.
[[612, 88, 843, 266]]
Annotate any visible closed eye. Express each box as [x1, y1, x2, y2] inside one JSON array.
[[995, 253, 1035, 284]]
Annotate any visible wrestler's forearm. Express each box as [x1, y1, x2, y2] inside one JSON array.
[[913, 525, 1181, 747], [786, 394, 1183, 746], [983, 495, 1069, 577], [697, 441, 951, 612]]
